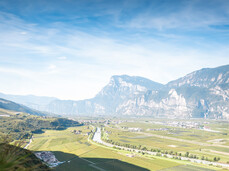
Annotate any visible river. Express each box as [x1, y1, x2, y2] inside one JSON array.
[[92, 127, 103, 143]]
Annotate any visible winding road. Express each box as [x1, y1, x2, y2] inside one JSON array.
[[24, 136, 33, 149]]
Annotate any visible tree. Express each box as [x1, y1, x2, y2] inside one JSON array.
[[142, 147, 147, 151], [185, 152, 189, 157], [156, 152, 161, 156]]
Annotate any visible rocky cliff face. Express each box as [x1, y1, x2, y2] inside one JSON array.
[[116, 88, 190, 118], [45, 75, 163, 115], [43, 65, 229, 119], [1, 65, 229, 119], [116, 65, 229, 119], [167, 65, 229, 89]]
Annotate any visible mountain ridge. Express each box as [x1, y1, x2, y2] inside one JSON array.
[[0, 98, 46, 116], [0, 64, 229, 119], [167, 65, 229, 89], [0, 92, 58, 111]]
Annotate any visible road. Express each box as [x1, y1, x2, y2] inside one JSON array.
[[24, 136, 33, 149], [114, 124, 229, 149], [92, 127, 229, 169]]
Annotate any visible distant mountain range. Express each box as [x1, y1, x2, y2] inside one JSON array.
[[0, 93, 58, 111], [1, 65, 229, 119], [0, 98, 45, 116]]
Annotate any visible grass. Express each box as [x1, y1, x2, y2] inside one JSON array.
[[119, 121, 229, 143], [105, 126, 201, 151], [159, 164, 215, 171], [27, 125, 226, 171], [106, 121, 229, 165]]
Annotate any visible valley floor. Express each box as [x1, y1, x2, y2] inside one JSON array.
[[27, 124, 227, 171]]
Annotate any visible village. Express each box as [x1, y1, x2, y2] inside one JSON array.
[[35, 151, 64, 167]]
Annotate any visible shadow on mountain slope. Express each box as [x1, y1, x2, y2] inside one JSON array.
[[52, 151, 150, 171]]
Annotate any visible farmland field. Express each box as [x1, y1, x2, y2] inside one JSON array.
[[105, 119, 229, 164], [27, 123, 227, 171]]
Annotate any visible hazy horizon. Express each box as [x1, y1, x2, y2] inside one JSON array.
[[0, 0, 229, 100], [0, 64, 228, 101]]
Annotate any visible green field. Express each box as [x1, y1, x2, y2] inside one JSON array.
[[106, 120, 229, 164], [118, 120, 229, 143], [27, 125, 226, 171]]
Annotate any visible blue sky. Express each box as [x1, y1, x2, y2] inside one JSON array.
[[0, 0, 229, 100]]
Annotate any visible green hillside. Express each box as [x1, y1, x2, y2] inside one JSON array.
[[0, 143, 50, 171], [0, 98, 45, 116], [0, 108, 82, 141]]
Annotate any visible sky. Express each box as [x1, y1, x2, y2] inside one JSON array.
[[0, 0, 229, 100]]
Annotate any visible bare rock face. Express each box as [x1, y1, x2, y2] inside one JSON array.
[[1, 65, 229, 119], [116, 89, 190, 118], [106, 65, 229, 119]]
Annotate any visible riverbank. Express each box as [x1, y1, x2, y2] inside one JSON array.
[[91, 127, 229, 169]]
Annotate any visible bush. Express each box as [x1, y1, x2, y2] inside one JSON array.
[[0, 143, 50, 171]]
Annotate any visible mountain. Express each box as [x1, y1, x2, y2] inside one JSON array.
[[167, 65, 229, 119], [167, 65, 229, 89], [0, 98, 46, 116], [93, 75, 163, 113], [1, 65, 229, 119], [117, 65, 229, 119], [45, 75, 163, 115], [0, 93, 58, 111]]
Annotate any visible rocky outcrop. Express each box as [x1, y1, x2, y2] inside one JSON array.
[[1, 65, 229, 119]]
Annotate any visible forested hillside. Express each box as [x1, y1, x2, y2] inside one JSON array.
[[0, 108, 82, 141]]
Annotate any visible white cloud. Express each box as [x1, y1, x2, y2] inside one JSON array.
[[48, 64, 56, 70], [0, 11, 229, 100], [20, 31, 27, 35], [58, 56, 67, 60], [118, 1, 229, 30], [0, 67, 32, 77]]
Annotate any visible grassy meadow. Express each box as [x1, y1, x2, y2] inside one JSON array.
[[27, 124, 227, 171], [106, 120, 229, 164]]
